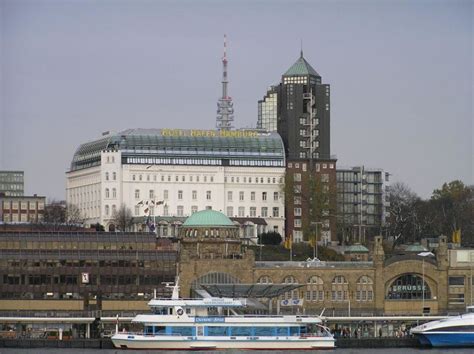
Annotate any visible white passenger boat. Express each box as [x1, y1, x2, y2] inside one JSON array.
[[111, 281, 334, 350], [410, 306, 474, 347]]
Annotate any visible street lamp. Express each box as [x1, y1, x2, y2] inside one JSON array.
[[311, 222, 323, 259], [418, 251, 435, 315]]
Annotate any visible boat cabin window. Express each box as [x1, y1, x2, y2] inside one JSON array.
[[153, 307, 168, 315], [467, 306, 474, 313], [171, 326, 193, 336], [144, 326, 165, 334]]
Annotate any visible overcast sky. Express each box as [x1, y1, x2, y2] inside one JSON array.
[[0, 0, 472, 200]]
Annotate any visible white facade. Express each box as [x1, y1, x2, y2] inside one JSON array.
[[67, 150, 285, 237]]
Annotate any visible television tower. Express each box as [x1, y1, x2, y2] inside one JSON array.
[[216, 34, 234, 131]]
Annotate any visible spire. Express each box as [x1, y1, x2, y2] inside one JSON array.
[[300, 39, 303, 58], [216, 34, 234, 131]]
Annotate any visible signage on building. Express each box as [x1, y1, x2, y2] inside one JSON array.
[[280, 299, 304, 307], [390, 285, 426, 292], [161, 129, 258, 138], [81, 273, 89, 284]]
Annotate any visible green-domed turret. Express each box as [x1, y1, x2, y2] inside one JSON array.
[[183, 210, 235, 228]]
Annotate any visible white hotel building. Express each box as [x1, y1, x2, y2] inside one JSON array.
[[66, 128, 286, 240]]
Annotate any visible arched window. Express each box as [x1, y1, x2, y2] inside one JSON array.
[[105, 188, 109, 198], [112, 172, 116, 180], [306, 276, 324, 302], [191, 272, 240, 292], [356, 276, 374, 302], [105, 205, 109, 216], [112, 204, 116, 215], [331, 275, 348, 302], [112, 188, 116, 198], [282, 275, 298, 300], [387, 274, 431, 300], [257, 276, 273, 284]]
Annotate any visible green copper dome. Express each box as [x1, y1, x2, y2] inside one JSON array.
[[183, 210, 235, 227]]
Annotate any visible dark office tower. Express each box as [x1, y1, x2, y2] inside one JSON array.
[[280, 51, 330, 160], [258, 51, 330, 160]]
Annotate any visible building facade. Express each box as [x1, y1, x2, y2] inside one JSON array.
[[0, 171, 24, 197], [258, 53, 337, 243], [66, 129, 286, 238], [258, 51, 331, 161], [336, 166, 390, 244], [0, 194, 45, 223], [0, 232, 176, 314]]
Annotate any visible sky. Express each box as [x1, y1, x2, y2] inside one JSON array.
[[0, 0, 472, 200]]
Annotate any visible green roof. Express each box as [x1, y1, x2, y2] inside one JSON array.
[[284, 53, 320, 77], [70, 129, 285, 171], [345, 244, 369, 253], [183, 210, 235, 228], [405, 244, 428, 252]]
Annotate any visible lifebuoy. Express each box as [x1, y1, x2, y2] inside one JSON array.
[[177, 308, 184, 316]]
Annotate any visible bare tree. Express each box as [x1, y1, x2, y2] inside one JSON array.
[[112, 204, 134, 231], [66, 204, 84, 225], [388, 182, 420, 246]]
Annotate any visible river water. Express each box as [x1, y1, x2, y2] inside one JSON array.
[[0, 349, 473, 354]]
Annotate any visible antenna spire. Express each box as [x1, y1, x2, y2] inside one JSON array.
[[300, 39, 303, 58], [216, 34, 234, 131]]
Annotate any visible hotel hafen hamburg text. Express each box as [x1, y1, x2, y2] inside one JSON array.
[[66, 128, 286, 240]]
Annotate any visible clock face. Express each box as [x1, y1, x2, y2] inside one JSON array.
[[81, 273, 89, 284]]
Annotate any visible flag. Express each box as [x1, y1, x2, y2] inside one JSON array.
[[284, 234, 293, 250], [309, 235, 316, 248], [452, 229, 461, 244], [145, 215, 155, 233], [455, 229, 461, 244]]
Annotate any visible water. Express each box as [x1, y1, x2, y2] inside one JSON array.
[[0, 349, 473, 354]]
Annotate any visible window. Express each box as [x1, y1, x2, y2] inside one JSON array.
[[105, 172, 109, 181], [149, 190, 154, 199], [331, 276, 349, 302], [321, 173, 329, 183], [294, 173, 301, 182], [294, 196, 301, 205], [238, 207, 245, 217], [134, 206, 140, 215], [112, 188, 116, 198], [105, 188, 110, 198], [294, 185, 301, 193], [206, 191, 211, 200], [356, 276, 374, 302], [227, 207, 234, 217], [294, 219, 301, 227], [182, 175, 185, 182], [239, 191, 244, 201], [261, 207, 268, 217], [178, 190, 183, 200], [105, 205, 109, 216], [192, 190, 197, 200], [191, 206, 198, 214], [139, 174, 142, 181], [294, 207, 302, 216], [228, 191, 233, 201], [251, 192, 255, 201], [273, 192, 279, 201], [111, 204, 116, 215], [113, 172, 116, 180], [175, 175, 179, 182], [163, 190, 169, 200], [163, 205, 169, 216], [262, 192, 267, 201], [387, 274, 431, 300], [135, 189, 140, 199], [177, 206, 184, 216], [306, 276, 324, 302], [250, 207, 256, 217], [272, 207, 279, 217], [132, 175, 136, 181]]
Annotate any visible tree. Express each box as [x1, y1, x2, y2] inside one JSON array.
[[66, 204, 84, 225], [430, 181, 474, 245], [112, 204, 134, 231], [43, 200, 66, 224], [258, 231, 282, 245], [387, 182, 420, 247]]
